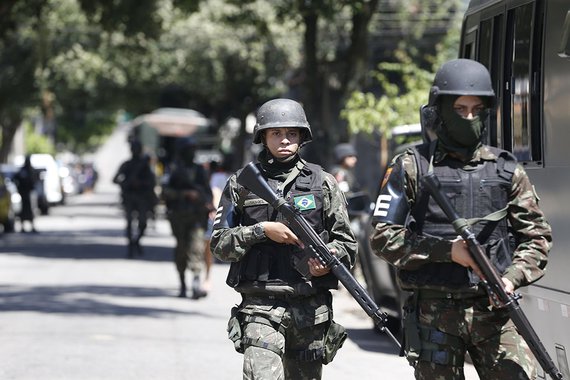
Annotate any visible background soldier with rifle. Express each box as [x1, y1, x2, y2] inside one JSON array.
[[113, 139, 157, 258], [162, 137, 213, 300], [210, 98, 357, 380], [370, 59, 554, 379]]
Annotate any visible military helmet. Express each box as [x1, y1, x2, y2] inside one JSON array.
[[253, 98, 312, 144], [334, 143, 357, 163], [428, 59, 495, 107]]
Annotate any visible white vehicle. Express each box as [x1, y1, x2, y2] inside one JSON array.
[[14, 154, 63, 214]]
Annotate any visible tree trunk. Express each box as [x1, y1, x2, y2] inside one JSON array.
[[0, 111, 22, 163]]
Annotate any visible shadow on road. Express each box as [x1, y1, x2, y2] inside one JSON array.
[[346, 326, 402, 355], [0, 284, 222, 319], [1, 232, 174, 262]]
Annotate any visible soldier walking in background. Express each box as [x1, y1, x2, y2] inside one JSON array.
[[113, 139, 157, 258], [370, 59, 552, 379], [211, 98, 357, 379], [162, 137, 213, 299]]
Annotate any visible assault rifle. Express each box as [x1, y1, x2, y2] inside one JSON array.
[[421, 171, 564, 380], [237, 162, 400, 348]]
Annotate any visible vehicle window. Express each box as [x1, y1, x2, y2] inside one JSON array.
[[507, 3, 542, 163], [559, 10, 570, 58], [479, 18, 498, 146], [462, 29, 477, 59]]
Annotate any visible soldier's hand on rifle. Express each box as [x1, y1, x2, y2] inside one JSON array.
[[502, 277, 515, 294], [451, 236, 484, 279], [488, 278, 516, 309], [308, 257, 331, 277], [263, 222, 303, 248]]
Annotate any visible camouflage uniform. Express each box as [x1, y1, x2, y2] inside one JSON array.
[[370, 144, 552, 380], [211, 156, 357, 380], [113, 153, 157, 256], [163, 160, 213, 299]]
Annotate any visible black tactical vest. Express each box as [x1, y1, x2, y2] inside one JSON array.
[[399, 144, 517, 288], [226, 163, 338, 289]]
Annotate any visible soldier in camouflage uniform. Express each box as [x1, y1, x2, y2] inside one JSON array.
[[162, 137, 213, 299], [113, 139, 157, 258], [211, 98, 357, 380], [370, 59, 552, 380]]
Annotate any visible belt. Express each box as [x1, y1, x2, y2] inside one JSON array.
[[242, 291, 329, 303], [417, 289, 486, 300]]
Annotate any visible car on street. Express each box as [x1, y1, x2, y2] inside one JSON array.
[[14, 154, 64, 214], [354, 123, 423, 332], [0, 167, 22, 233]]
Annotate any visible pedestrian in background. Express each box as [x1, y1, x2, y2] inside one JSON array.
[[211, 98, 357, 379], [330, 143, 361, 195], [370, 59, 552, 379], [14, 155, 38, 233], [202, 156, 233, 293], [113, 139, 157, 258], [162, 137, 213, 299]]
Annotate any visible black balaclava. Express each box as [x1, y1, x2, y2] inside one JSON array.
[[436, 96, 487, 159]]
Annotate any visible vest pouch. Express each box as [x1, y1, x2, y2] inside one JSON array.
[[467, 237, 513, 285], [227, 306, 244, 353], [242, 246, 268, 282], [322, 320, 347, 365], [226, 261, 242, 288], [486, 237, 512, 274]]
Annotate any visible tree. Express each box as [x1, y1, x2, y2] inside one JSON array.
[[0, 0, 45, 162], [341, 0, 464, 177]]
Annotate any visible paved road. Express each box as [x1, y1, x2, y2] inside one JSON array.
[[0, 126, 478, 380]]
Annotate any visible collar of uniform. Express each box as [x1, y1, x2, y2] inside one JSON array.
[[433, 144, 497, 164]]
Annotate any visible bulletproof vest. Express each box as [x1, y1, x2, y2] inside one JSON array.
[[399, 144, 517, 288], [166, 163, 208, 212], [122, 158, 152, 192], [227, 163, 337, 289]]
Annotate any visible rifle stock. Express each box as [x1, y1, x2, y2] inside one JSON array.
[[237, 162, 400, 348], [421, 172, 563, 380]]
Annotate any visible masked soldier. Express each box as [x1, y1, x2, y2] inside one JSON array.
[[370, 59, 552, 380], [113, 139, 157, 257], [162, 137, 213, 299], [210, 98, 357, 380]]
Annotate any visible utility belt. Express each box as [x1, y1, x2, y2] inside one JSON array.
[[235, 281, 323, 299], [416, 288, 487, 301], [226, 290, 346, 364]]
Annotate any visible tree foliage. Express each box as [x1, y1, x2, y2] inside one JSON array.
[[0, 0, 465, 166], [342, 0, 464, 136]]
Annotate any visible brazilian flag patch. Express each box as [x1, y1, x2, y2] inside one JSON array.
[[293, 194, 316, 211]]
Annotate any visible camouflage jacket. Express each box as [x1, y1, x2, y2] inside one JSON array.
[[210, 167, 357, 269], [370, 144, 552, 291]]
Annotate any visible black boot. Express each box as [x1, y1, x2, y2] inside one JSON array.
[[191, 275, 207, 300], [178, 272, 186, 298]]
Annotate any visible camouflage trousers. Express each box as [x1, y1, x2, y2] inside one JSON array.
[[407, 294, 536, 380], [122, 193, 154, 240], [238, 293, 332, 380], [168, 213, 205, 275]]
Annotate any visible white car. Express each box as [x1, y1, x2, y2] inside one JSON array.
[[14, 154, 63, 213]]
